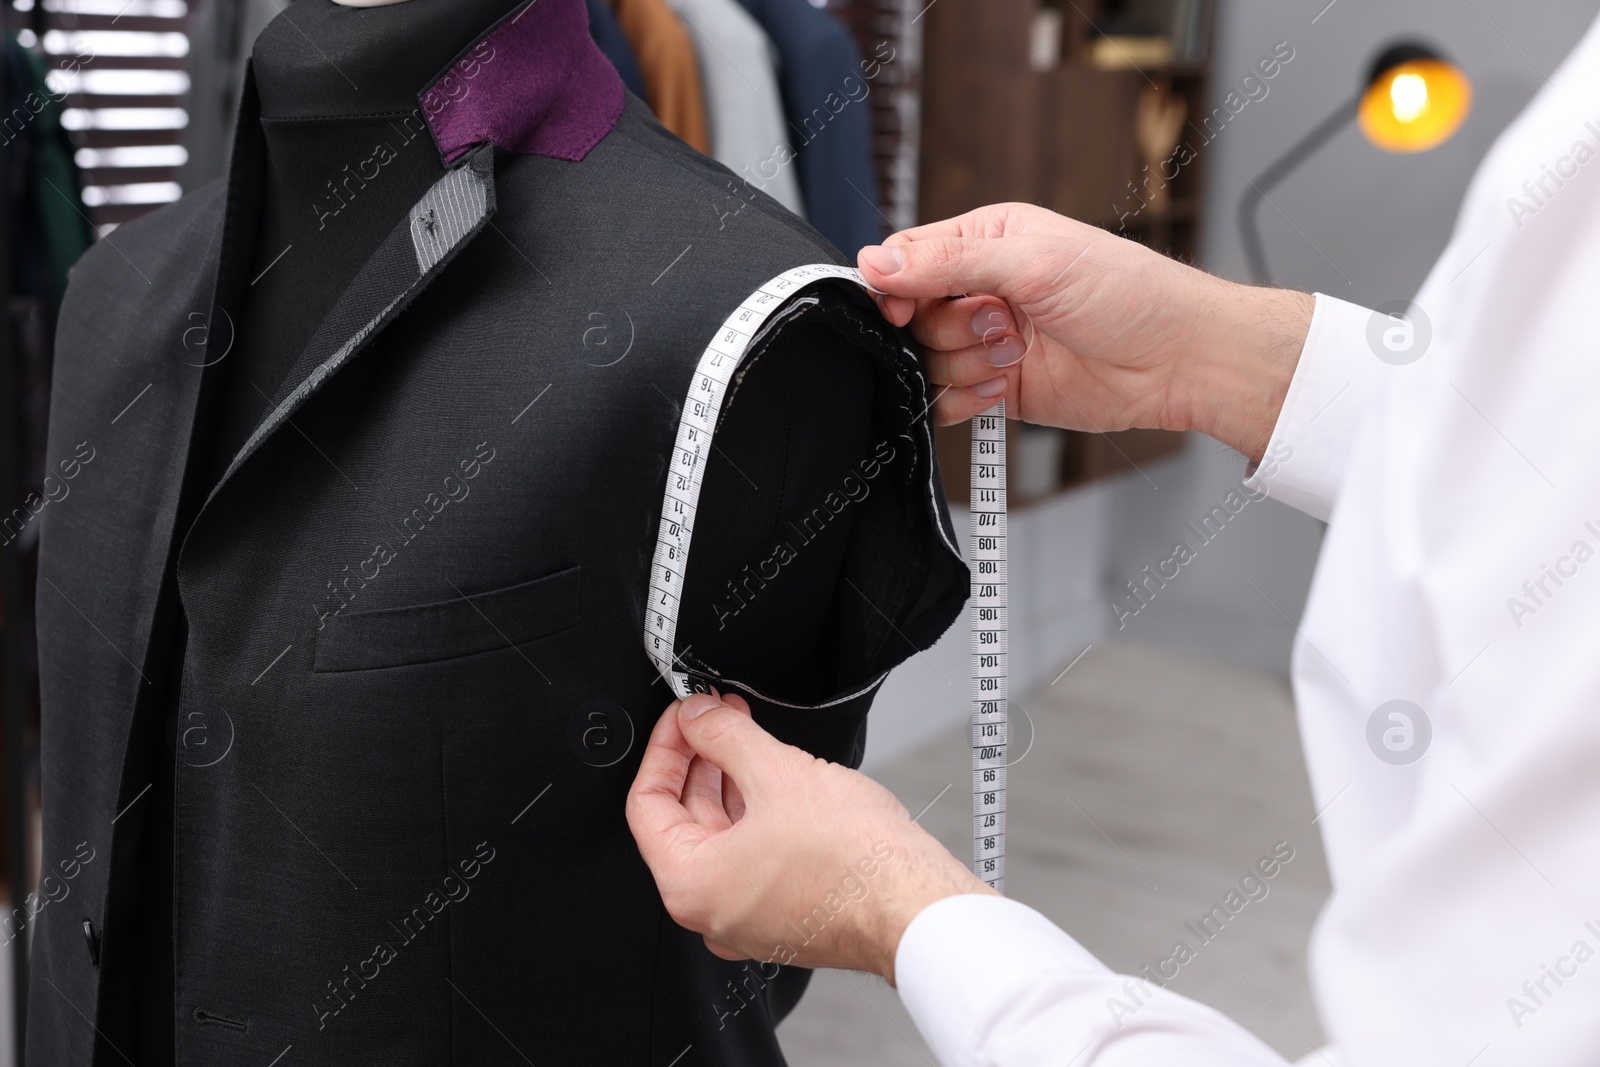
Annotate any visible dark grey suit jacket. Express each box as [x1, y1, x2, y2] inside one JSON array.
[[29, 50, 964, 1067]]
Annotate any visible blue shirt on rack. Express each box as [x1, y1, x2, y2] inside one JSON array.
[[586, 0, 648, 100], [733, 0, 883, 257]]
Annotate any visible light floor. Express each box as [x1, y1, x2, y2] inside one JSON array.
[[779, 642, 1332, 1065], [0, 644, 1328, 1066]]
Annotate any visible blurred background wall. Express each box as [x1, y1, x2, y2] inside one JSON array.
[[864, 0, 1600, 766], [1100, 0, 1600, 691]]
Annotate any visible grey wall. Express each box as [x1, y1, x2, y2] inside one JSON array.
[[1106, 0, 1600, 677], [1204, 0, 1600, 300], [1103, 437, 1327, 677]]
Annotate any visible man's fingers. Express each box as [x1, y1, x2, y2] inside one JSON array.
[[702, 935, 748, 962], [679, 695, 754, 825], [680, 692, 752, 719], [626, 700, 697, 862], [677, 695, 785, 794], [628, 695, 755, 861], [872, 292, 916, 328], [723, 769, 747, 823], [922, 345, 1024, 392], [859, 234, 1055, 301], [682, 754, 730, 831], [880, 205, 1006, 246], [884, 202, 1064, 245], [905, 296, 1018, 355], [932, 376, 1017, 426]]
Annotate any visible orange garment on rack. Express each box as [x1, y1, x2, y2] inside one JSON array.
[[611, 0, 711, 153]]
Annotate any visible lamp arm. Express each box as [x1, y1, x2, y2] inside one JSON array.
[[1237, 94, 1361, 285]]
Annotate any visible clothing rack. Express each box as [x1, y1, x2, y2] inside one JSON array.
[[589, 0, 894, 257], [821, 0, 924, 233], [921, 0, 1211, 507], [1, 18, 32, 1058], [1, 4, 97, 1055]]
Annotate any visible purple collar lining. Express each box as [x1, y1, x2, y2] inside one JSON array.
[[419, 0, 624, 167]]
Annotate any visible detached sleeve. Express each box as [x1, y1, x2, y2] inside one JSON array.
[[1243, 294, 1380, 522], [895, 896, 1289, 1067]]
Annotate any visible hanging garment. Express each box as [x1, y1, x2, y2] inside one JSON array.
[[612, 0, 711, 153], [3, 33, 93, 558], [586, 0, 648, 99], [733, 0, 883, 257], [3, 34, 94, 316], [665, 0, 805, 217], [28, 2, 965, 1065]]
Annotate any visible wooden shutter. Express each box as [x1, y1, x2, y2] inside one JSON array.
[[12, 0, 192, 229]]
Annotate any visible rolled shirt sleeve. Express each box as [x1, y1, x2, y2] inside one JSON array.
[[895, 894, 1289, 1067], [1244, 294, 1380, 522]]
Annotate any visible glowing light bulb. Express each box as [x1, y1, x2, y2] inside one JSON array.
[[1359, 58, 1471, 153], [1390, 73, 1429, 123]]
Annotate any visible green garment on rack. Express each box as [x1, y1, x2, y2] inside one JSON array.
[[7, 34, 95, 316]]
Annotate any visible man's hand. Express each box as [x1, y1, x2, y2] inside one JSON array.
[[857, 202, 1314, 465], [626, 693, 992, 984]]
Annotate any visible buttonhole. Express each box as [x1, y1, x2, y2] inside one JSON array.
[[192, 1008, 249, 1033], [81, 919, 101, 967]]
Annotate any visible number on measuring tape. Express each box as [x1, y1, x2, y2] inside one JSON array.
[[970, 405, 1007, 893]]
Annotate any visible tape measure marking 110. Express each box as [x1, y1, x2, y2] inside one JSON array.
[[642, 262, 1008, 895]]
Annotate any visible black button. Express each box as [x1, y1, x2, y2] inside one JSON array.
[[81, 919, 101, 966]]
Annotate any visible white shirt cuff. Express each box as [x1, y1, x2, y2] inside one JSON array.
[[895, 894, 1110, 1065], [1244, 294, 1378, 522], [895, 894, 1290, 1067]]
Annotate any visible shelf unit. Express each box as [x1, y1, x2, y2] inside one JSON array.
[[916, 0, 1216, 506]]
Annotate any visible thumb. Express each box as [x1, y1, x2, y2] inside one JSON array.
[[858, 234, 1054, 302], [677, 696, 787, 791]]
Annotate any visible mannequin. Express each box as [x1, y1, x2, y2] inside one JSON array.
[[208, 0, 522, 472], [127, 5, 541, 1061], [33, 2, 965, 1063]]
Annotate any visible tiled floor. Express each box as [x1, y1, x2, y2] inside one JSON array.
[[779, 642, 1332, 1065]]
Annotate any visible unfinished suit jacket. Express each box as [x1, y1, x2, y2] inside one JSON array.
[[28, 1, 965, 1064]]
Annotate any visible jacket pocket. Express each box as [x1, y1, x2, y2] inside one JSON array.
[[313, 567, 581, 672]]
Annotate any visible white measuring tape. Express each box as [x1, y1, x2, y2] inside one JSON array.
[[644, 262, 1007, 893], [970, 405, 1006, 892]]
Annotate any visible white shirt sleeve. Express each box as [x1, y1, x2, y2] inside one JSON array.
[[1243, 294, 1379, 522], [895, 895, 1289, 1067], [897, 18, 1600, 1063]]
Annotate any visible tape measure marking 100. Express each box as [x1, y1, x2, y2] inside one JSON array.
[[643, 263, 1007, 894]]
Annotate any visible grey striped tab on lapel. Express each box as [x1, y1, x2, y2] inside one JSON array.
[[208, 144, 499, 498], [411, 158, 492, 275]]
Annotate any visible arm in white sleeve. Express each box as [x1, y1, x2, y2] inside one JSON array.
[[1243, 294, 1379, 522], [895, 895, 1290, 1067]]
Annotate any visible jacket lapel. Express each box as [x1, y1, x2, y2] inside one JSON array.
[[200, 142, 498, 509], [103, 61, 262, 685]]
